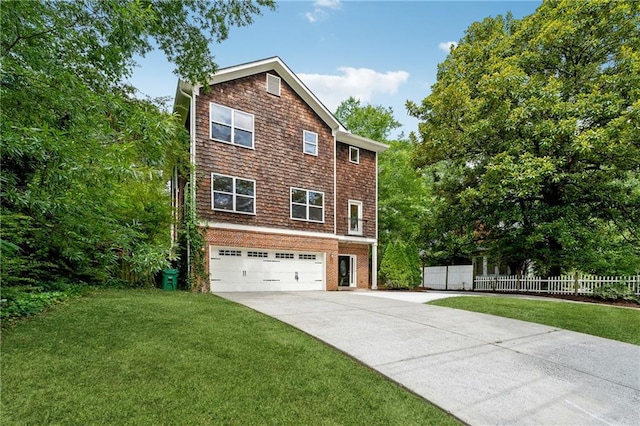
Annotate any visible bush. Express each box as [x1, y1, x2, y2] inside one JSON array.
[[593, 282, 638, 302], [1, 284, 89, 326], [380, 241, 422, 289]]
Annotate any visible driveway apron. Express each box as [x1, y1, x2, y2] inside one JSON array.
[[215, 291, 640, 425]]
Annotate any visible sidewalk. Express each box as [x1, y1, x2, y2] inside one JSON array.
[[216, 290, 640, 425]]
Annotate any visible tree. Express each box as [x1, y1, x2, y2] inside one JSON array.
[[378, 140, 433, 253], [1, 0, 275, 288], [408, 0, 640, 276], [335, 97, 402, 141], [379, 240, 422, 289]]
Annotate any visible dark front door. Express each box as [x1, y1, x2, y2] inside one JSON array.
[[338, 256, 351, 287]]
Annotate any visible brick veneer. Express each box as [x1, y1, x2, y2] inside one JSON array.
[[338, 241, 371, 289], [194, 72, 335, 234], [336, 142, 377, 239], [202, 226, 340, 292]]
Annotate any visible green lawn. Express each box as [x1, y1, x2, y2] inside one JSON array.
[[428, 296, 640, 345], [2, 289, 459, 425]]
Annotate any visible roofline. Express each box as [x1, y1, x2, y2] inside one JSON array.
[[335, 130, 389, 153], [200, 57, 344, 131], [173, 57, 388, 152]]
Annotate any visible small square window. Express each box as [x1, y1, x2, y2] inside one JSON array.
[[303, 130, 318, 156], [349, 146, 359, 164]]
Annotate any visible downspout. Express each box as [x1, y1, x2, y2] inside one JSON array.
[[372, 152, 379, 290], [333, 129, 338, 292], [179, 85, 197, 283]]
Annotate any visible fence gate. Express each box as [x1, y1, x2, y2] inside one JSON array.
[[423, 265, 473, 290]]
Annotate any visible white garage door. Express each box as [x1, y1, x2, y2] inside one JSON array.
[[210, 246, 325, 292]]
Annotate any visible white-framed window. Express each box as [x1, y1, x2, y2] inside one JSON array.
[[211, 173, 256, 215], [303, 130, 318, 156], [349, 146, 360, 164], [348, 200, 363, 235], [210, 103, 254, 148], [291, 187, 324, 223]]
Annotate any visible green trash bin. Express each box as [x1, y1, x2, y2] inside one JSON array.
[[162, 268, 178, 291]]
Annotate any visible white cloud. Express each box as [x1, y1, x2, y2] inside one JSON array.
[[306, 0, 342, 22], [438, 41, 458, 53], [315, 0, 342, 9], [298, 67, 410, 112]]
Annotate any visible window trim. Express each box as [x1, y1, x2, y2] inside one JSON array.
[[349, 146, 360, 164], [348, 199, 363, 235], [303, 130, 318, 156], [209, 102, 255, 149], [290, 187, 325, 223], [211, 173, 256, 215]]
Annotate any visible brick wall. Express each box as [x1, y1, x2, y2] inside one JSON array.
[[202, 227, 339, 291], [194, 72, 335, 234], [336, 142, 377, 239]]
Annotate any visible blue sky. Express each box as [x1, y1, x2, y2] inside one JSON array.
[[128, 0, 542, 138]]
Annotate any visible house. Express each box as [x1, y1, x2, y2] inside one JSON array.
[[172, 57, 388, 292]]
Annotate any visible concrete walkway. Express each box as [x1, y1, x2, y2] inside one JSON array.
[[215, 290, 640, 425]]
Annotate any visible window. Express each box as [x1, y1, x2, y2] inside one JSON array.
[[276, 253, 294, 259], [291, 188, 324, 222], [247, 251, 268, 258], [348, 200, 363, 235], [349, 146, 360, 164], [212, 173, 256, 214], [219, 250, 241, 256], [303, 130, 318, 156], [299, 254, 317, 260], [210, 103, 254, 148]]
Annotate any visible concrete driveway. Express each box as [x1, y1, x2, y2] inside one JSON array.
[[215, 290, 640, 425]]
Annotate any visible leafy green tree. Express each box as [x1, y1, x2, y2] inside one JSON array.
[[379, 240, 422, 289], [335, 97, 402, 141], [1, 0, 275, 288], [408, 0, 640, 276], [378, 140, 433, 254]]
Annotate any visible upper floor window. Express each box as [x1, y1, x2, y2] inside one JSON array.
[[303, 130, 318, 156], [210, 103, 254, 148], [349, 146, 360, 164], [291, 187, 324, 223], [212, 173, 256, 215], [348, 200, 363, 235]]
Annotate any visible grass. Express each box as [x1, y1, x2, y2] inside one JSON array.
[[428, 296, 640, 345], [2, 289, 459, 425]]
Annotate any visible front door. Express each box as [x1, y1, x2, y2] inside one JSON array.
[[338, 255, 354, 287]]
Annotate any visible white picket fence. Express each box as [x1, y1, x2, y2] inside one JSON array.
[[474, 274, 640, 296]]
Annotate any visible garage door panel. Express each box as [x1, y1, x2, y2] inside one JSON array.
[[210, 247, 325, 292]]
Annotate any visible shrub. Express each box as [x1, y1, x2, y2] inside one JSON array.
[[1, 284, 88, 326], [593, 282, 638, 302], [380, 241, 422, 289]]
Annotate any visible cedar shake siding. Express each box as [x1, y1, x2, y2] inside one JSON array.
[[336, 142, 377, 239], [194, 72, 335, 234]]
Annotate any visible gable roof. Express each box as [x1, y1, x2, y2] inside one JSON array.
[[174, 56, 388, 153]]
